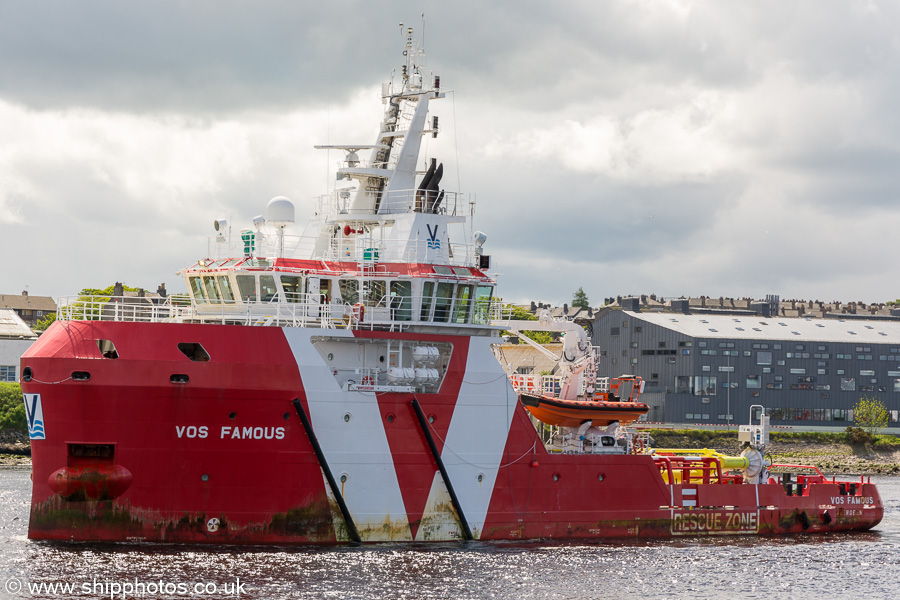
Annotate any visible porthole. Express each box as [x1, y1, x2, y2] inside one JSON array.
[[340, 474, 348, 483], [343, 413, 352, 423], [428, 414, 436, 424], [598, 474, 605, 482], [477, 473, 484, 483], [201, 474, 209, 482], [553, 473, 560, 482], [283, 412, 290, 420], [229, 412, 236, 419], [386, 413, 395, 423]]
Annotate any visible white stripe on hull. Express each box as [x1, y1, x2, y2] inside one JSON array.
[[414, 471, 463, 541], [284, 328, 412, 541], [439, 336, 518, 539]]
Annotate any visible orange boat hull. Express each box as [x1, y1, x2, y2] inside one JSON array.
[[520, 393, 649, 427]]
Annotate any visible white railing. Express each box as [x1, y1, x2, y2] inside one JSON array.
[[315, 188, 472, 218], [57, 295, 506, 330], [322, 237, 482, 268], [205, 226, 484, 269], [508, 372, 605, 399], [207, 232, 308, 262], [509, 374, 561, 397]]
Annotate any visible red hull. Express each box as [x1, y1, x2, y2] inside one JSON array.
[[21, 321, 883, 543]]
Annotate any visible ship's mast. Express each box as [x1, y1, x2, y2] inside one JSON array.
[[300, 24, 467, 267]]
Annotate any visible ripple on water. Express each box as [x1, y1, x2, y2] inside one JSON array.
[[1, 470, 899, 600]]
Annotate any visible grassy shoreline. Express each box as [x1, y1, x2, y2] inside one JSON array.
[[649, 429, 900, 476]]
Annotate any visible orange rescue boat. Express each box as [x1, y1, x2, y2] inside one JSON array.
[[521, 375, 650, 427]]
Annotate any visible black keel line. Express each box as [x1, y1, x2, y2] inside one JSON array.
[[410, 397, 474, 541], [292, 398, 362, 544]]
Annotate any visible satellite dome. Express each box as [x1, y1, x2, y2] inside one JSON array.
[[266, 196, 295, 225]]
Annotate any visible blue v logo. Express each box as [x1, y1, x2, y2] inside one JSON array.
[[426, 224, 441, 249], [23, 394, 45, 440]]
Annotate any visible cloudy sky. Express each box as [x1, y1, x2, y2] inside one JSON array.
[[2, 0, 899, 307]]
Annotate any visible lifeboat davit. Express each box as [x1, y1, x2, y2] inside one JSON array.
[[520, 394, 650, 427]]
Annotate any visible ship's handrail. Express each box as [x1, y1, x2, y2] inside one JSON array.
[[56, 294, 508, 330], [317, 188, 473, 218], [207, 232, 484, 268], [208, 233, 305, 262], [319, 237, 483, 268]]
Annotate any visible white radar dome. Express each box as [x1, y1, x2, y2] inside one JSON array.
[[266, 196, 295, 225]]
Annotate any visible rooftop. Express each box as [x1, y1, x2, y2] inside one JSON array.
[[0, 291, 57, 312], [626, 310, 900, 344], [0, 309, 38, 339]]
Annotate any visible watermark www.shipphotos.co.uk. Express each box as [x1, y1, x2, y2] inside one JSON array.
[[4, 575, 247, 598]]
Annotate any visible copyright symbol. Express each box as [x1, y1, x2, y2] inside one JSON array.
[[5, 577, 23, 594]]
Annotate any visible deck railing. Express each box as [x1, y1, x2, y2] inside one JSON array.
[[57, 295, 507, 330]]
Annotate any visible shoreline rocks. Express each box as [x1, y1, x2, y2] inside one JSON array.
[[0, 430, 29, 463]]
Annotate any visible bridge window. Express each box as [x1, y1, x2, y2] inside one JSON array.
[[188, 276, 207, 302], [434, 283, 453, 322], [472, 285, 493, 324], [453, 285, 473, 323], [260, 276, 277, 302], [217, 276, 235, 303], [236, 275, 256, 302], [281, 275, 302, 303], [420, 282, 435, 320], [390, 281, 412, 321], [339, 279, 359, 304], [364, 280, 387, 307], [202, 276, 221, 303]]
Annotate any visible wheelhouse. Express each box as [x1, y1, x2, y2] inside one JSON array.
[[180, 259, 495, 328]]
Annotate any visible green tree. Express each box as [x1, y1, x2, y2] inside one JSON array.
[[0, 382, 26, 432], [853, 396, 889, 437], [32, 312, 56, 333], [67, 283, 144, 320], [572, 287, 590, 309]]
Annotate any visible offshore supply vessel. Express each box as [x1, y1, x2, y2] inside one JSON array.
[[21, 27, 882, 543]]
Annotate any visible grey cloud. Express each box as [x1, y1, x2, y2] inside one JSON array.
[[5, 0, 900, 305], [0, 1, 398, 112]]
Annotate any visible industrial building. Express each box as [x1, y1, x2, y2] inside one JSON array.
[[591, 306, 900, 427]]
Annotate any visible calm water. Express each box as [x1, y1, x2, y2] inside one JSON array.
[[2, 467, 899, 599]]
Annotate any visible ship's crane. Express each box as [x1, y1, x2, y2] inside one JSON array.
[[495, 309, 595, 401]]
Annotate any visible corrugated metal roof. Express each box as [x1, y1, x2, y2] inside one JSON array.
[[493, 343, 562, 373], [0, 309, 37, 339], [625, 311, 900, 344]]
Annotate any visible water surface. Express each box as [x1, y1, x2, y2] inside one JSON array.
[[2, 468, 898, 599]]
